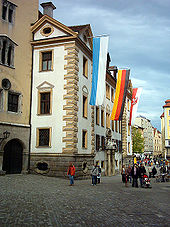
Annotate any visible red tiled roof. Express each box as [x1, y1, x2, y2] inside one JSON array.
[[165, 99, 170, 103], [68, 24, 90, 33], [160, 112, 164, 118], [163, 103, 170, 108]]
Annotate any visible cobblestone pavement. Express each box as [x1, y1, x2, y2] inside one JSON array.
[[0, 174, 169, 227]]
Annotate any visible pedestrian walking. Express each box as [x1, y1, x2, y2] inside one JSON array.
[[121, 165, 127, 186], [131, 164, 139, 187], [152, 166, 157, 178], [139, 164, 146, 187], [97, 165, 101, 184], [67, 162, 75, 186], [127, 165, 132, 183], [91, 163, 98, 185]]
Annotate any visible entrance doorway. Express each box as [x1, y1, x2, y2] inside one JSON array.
[[2, 139, 23, 174]]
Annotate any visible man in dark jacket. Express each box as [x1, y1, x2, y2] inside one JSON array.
[[131, 164, 139, 187], [139, 164, 146, 187]]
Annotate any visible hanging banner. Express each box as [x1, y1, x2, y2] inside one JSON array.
[[129, 87, 143, 126], [89, 36, 109, 106], [111, 69, 130, 120]]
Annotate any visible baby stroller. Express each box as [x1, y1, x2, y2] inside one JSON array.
[[142, 174, 152, 188]]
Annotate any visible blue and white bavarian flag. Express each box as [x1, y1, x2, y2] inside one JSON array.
[[90, 36, 109, 106]]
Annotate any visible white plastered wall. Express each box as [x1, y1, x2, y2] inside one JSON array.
[[31, 44, 67, 153]]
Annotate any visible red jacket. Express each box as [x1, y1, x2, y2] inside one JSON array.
[[67, 165, 75, 176]]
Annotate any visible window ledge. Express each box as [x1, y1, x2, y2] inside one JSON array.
[[36, 146, 52, 148], [39, 70, 53, 73], [7, 111, 20, 115], [37, 113, 52, 116], [0, 63, 15, 69]]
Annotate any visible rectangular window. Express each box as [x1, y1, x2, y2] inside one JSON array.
[[101, 136, 105, 150], [101, 109, 104, 127], [83, 95, 88, 118], [111, 88, 114, 102], [8, 8, 13, 23], [8, 92, 19, 112], [2, 5, 7, 20], [115, 160, 118, 167], [106, 84, 110, 100], [83, 56, 88, 78], [0, 90, 3, 110], [1, 40, 7, 64], [127, 99, 130, 111], [119, 121, 121, 133], [115, 121, 118, 132], [82, 130, 87, 149], [101, 161, 105, 168], [169, 110, 170, 116], [96, 134, 100, 151], [128, 142, 130, 153], [112, 120, 114, 131], [96, 106, 99, 125], [106, 113, 110, 129], [37, 128, 51, 147], [40, 92, 51, 114], [41, 51, 52, 71], [168, 141, 170, 146], [169, 120, 170, 126], [128, 125, 130, 136]]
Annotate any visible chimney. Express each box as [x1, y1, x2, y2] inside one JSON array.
[[40, 2, 56, 18]]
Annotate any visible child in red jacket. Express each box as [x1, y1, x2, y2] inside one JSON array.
[[67, 162, 75, 186]]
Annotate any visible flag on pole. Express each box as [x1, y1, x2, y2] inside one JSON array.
[[129, 87, 142, 126], [90, 36, 109, 106], [111, 69, 130, 120]]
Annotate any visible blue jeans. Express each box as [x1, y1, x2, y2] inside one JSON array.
[[69, 175, 74, 185], [92, 175, 97, 185]]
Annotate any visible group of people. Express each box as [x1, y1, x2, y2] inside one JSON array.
[[121, 163, 147, 188], [67, 162, 102, 186]]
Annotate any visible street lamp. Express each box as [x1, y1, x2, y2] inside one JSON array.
[[0, 131, 10, 145]]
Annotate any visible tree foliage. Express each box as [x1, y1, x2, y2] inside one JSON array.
[[132, 126, 144, 154]]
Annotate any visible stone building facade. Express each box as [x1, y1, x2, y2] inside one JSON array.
[[0, 0, 39, 174], [161, 100, 170, 162], [135, 115, 154, 156]]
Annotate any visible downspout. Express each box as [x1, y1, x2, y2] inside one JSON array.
[[28, 36, 34, 173]]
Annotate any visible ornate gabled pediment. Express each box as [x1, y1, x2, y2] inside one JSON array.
[[36, 81, 54, 90], [31, 15, 78, 41]]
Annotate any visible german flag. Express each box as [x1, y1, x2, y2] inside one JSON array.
[[111, 69, 130, 121]]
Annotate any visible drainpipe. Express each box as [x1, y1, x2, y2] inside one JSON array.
[[28, 37, 34, 173]]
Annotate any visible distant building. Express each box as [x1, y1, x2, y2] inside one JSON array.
[[135, 116, 154, 156], [160, 100, 170, 162], [153, 128, 162, 158], [0, 0, 39, 174]]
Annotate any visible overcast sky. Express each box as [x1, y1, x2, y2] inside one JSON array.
[[39, 0, 170, 131]]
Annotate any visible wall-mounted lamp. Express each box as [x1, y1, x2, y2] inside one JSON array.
[[0, 131, 10, 145]]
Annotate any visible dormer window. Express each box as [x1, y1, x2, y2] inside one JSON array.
[[1, 0, 16, 24], [0, 35, 17, 68]]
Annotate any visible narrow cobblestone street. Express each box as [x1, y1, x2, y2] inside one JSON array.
[[0, 174, 169, 227]]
